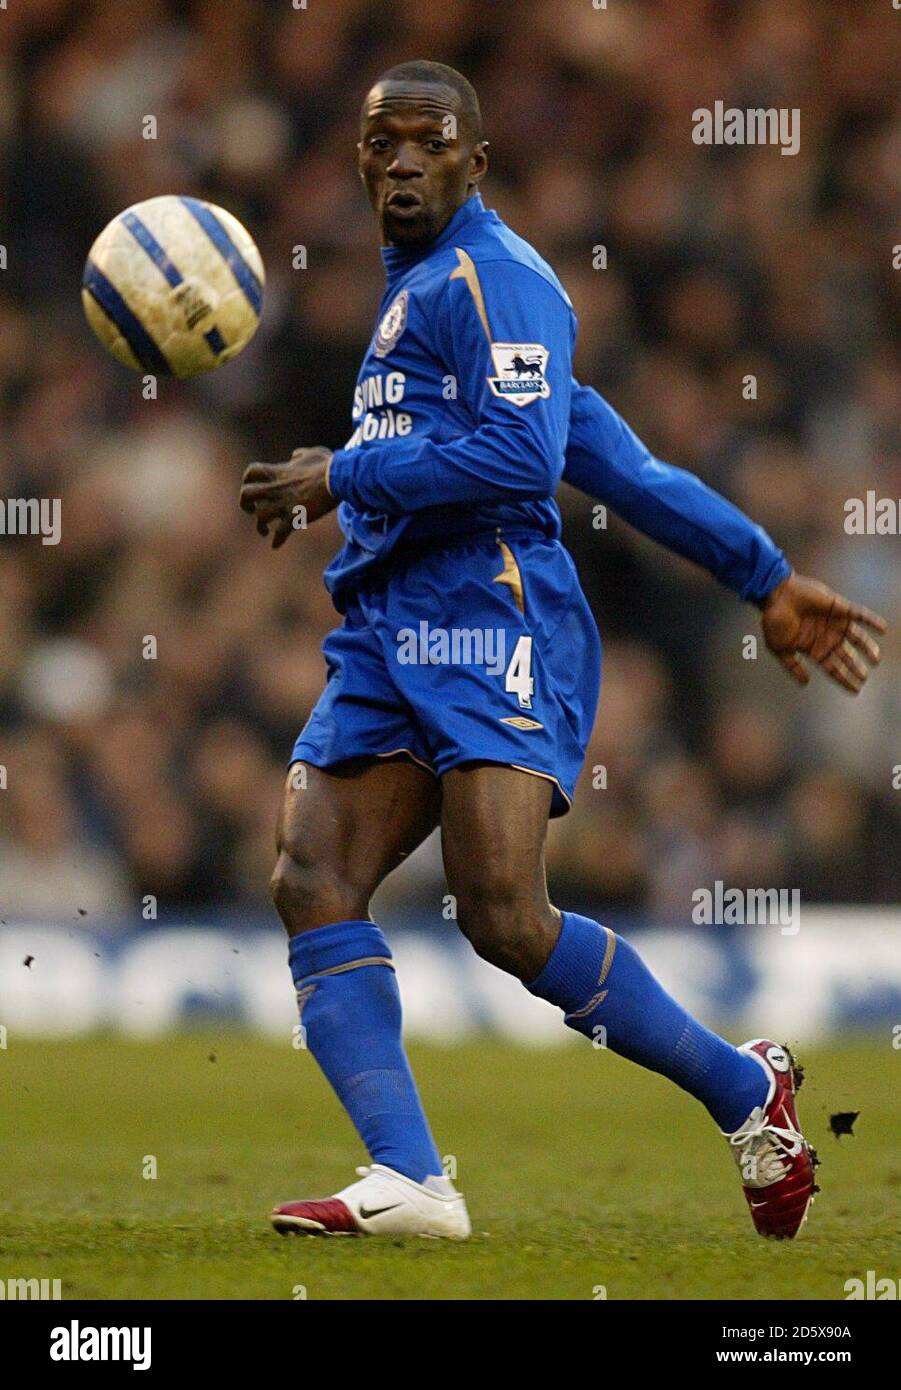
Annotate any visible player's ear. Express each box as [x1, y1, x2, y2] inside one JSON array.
[[469, 141, 489, 187]]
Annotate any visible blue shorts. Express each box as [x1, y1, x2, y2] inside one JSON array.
[[291, 532, 601, 816]]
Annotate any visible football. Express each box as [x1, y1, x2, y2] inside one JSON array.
[[81, 195, 265, 377]]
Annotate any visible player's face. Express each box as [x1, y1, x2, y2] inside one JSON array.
[[358, 81, 486, 247]]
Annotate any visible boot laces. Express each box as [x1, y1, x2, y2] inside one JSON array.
[[729, 1110, 804, 1184]]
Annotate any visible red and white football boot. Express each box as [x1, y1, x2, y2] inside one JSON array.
[[725, 1039, 820, 1239], [271, 1164, 471, 1239]]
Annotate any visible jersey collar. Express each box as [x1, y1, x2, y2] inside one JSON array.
[[381, 194, 487, 287]]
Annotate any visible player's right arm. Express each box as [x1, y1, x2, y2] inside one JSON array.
[[326, 259, 574, 514], [240, 261, 572, 539]]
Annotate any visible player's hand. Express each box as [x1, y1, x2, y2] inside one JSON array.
[[760, 572, 887, 693], [240, 446, 337, 548]]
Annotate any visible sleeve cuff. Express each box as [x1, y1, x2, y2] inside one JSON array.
[[326, 449, 353, 505], [747, 555, 792, 607]]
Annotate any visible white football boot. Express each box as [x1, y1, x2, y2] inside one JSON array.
[[271, 1163, 471, 1239]]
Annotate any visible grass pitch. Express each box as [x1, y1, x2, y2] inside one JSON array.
[[1, 1035, 896, 1300]]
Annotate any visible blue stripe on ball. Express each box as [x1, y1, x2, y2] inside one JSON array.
[[82, 260, 173, 375], [178, 196, 263, 317], [119, 210, 184, 288], [203, 326, 227, 356], [119, 210, 229, 362]]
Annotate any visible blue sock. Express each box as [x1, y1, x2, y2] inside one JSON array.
[[288, 920, 443, 1184], [527, 912, 768, 1132]]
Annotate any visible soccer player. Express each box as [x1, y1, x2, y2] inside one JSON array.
[[240, 62, 886, 1241]]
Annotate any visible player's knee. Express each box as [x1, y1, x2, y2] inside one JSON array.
[[269, 847, 369, 936], [454, 876, 556, 980]]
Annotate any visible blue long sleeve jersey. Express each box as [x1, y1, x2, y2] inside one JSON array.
[[325, 194, 789, 609]]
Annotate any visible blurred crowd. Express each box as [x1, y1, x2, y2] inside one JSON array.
[[0, 0, 898, 924]]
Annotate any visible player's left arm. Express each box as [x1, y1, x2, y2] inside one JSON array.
[[758, 572, 885, 694], [564, 381, 793, 603], [563, 382, 887, 694]]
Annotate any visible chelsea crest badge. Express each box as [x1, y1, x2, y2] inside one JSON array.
[[374, 290, 409, 358]]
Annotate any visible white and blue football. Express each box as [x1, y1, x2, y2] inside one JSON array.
[[82, 195, 265, 377]]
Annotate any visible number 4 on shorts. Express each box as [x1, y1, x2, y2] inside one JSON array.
[[505, 635, 534, 708]]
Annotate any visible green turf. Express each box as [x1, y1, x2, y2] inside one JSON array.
[[1, 1035, 896, 1300]]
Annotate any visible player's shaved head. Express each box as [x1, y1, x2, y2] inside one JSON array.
[[358, 59, 488, 247], [362, 61, 483, 144]]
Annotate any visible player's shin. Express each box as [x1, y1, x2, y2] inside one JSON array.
[[526, 912, 767, 1132], [288, 920, 444, 1183]]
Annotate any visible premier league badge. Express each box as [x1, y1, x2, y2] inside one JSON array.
[[487, 342, 550, 406], [374, 290, 409, 358]]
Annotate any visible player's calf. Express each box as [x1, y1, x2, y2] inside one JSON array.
[[443, 766, 561, 980]]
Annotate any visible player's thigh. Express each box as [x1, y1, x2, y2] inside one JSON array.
[[440, 763, 558, 974], [273, 756, 441, 933]]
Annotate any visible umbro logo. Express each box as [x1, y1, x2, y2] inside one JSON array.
[[500, 716, 543, 730]]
